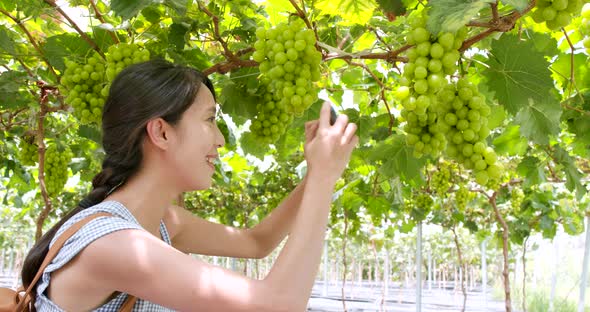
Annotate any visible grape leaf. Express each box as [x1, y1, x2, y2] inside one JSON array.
[[553, 146, 587, 199], [218, 81, 258, 125], [168, 23, 190, 50], [514, 98, 561, 146], [110, 0, 151, 20], [41, 34, 93, 71], [516, 156, 546, 188], [551, 53, 589, 93], [426, 0, 493, 35], [239, 132, 266, 159], [0, 25, 16, 56], [501, 0, 528, 11], [376, 0, 405, 15], [369, 135, 426, 183], [484, 34, 557, 115], [315, 0, 377, 26], [491, 124, 528, 156], [78, 125, 102, 144]]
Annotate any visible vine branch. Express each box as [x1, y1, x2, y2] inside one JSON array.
[[460, 0, 536, 52], [43, 0, 105, 58], [198, 1, 235, 60], [35, 83, 54, 241], [89, 0, 120, 44]]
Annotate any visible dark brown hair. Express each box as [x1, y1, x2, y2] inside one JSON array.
[[21, 59, 216, 297]]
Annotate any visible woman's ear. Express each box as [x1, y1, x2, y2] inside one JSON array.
[[145, 118, 172, 150]]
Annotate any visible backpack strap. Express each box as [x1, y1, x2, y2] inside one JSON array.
[[16, 212, 138, 312]]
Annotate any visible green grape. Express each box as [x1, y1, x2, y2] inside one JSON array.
[[43, 144, 73, 196], [60, 53, 107, 125], [532, 0, 581, 29], [253, 20, 321, 123], [18, 138, 38, 166], [431, 161, 452, 197], [400, 12, 464, 159], [455, 184, 470, 212], [510, 188, 524, 213]]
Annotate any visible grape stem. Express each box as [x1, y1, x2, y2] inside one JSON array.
[[197, 1, 236, 60], [0, 8, 59, 81], [0, 108, 28, 132], [345, 59, 396, 133], [561, 28, 582, 99], [89, 0, 120, 44], [287, 0, 322, 53], [203, 59, 258, 76], [42, 0, 105, 59]]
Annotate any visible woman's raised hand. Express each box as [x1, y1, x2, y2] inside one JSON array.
[[304, 102, 358, 185]]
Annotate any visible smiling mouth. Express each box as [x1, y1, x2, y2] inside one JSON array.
[[206, 156, 218, 169]]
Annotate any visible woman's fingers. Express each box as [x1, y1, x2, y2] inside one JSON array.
[[342, 122, 358, 145], [305, 120, 319, 142]]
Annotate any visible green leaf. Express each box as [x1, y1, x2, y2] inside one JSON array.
[[218, 82, 258, 125], [501, 0, 529, 11], [551, 53, 589, 93], [111, 0, 151, 20], [483, 34, 557, 115], [426, 0, 493, 35], [369, 135, 426, 182], [41, 34, 94, 71], [315, 0, 378, 26], [168, 23, 189, 50], [516, 157, 546, 188], [514, 98, 562, 145], [78, 125, 102, 144], [553, 147, 587, 199], [376, 0, 406, 15], [240, 132, 267, 159], [491, 125, 528, 156], [0, 25, 16, 55]]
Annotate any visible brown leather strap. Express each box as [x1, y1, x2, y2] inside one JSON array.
[[16, 212, 138, 311], [120, 295, 138, 312]]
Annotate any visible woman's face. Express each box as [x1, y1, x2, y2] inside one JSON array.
[[168, 85, 225, 191]]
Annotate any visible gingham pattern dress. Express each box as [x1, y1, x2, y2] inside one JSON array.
[[35, 201, 175, 311]]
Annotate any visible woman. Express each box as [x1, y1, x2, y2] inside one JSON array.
[[21, 59, 358, 311]]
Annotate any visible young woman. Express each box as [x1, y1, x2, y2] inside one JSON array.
[[21, 59, 358, 311]]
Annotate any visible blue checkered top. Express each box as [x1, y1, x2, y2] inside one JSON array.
[[35, 201, 175, 311]]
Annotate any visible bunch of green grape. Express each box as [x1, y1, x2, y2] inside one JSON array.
[[431, 162, 452, 197], [249, 90, 294, 143], [18, 139, 38, 166], [413, 192, 434, 211], [105, 43, 150, 81], [439, 79, 503, 186], [60, 52, 107, 124], [531, 0, 584, 29], [60, 43, 150, 125], [397, 12, 467, 158], [252, 20, 321, 116], [43, 144, 73, 196], [455, 184, 470, 212], [510, 188, 525, 213]]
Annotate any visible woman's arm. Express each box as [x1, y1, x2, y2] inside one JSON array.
[[167, 176, 307, 258]]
